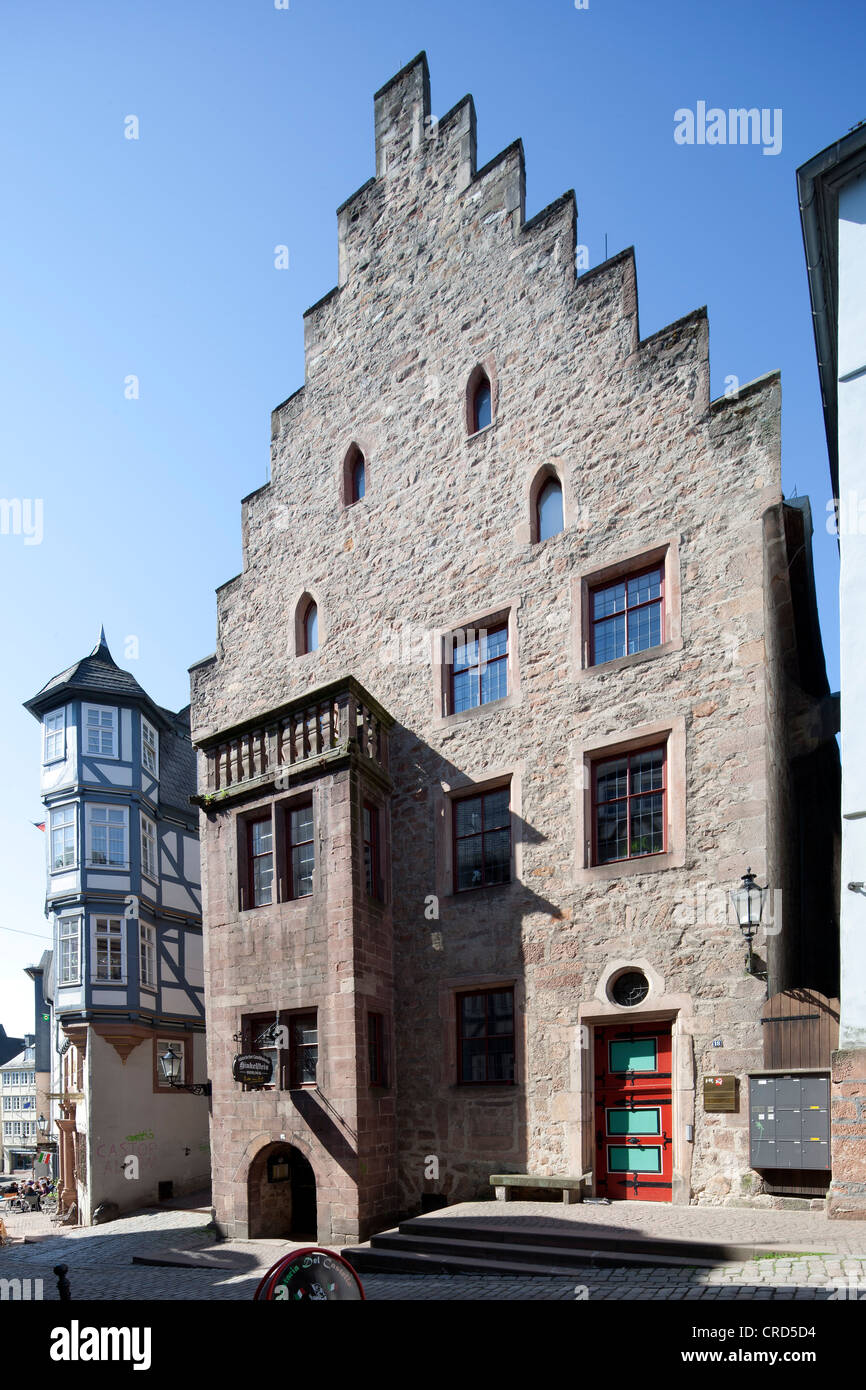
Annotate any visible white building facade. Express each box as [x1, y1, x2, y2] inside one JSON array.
[[25, 631, 209, 1223], [799, 124, 866, 1218], [1, 1043, 37, 1173]]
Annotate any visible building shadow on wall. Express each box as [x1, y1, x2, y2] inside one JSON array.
[[387, 725, 575, 1221]]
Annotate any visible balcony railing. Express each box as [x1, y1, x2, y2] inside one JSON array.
[[198, 678, 392, 799]]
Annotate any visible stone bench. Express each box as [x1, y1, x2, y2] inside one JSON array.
[[490, 1172, 593, 1205]]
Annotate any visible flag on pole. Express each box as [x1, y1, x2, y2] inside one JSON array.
[[32, 821, 46, 831]]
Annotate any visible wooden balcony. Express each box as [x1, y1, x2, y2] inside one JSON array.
[[194, 677, 393, 805]]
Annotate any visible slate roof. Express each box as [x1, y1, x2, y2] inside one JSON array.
[[158, 706, 198, 821], [24, 630, 198, 821], [24, 628, 166, 724], [1, 1046, 35, 1071], [0, 1026, 25, 1068]]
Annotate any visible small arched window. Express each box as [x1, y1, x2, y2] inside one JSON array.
[[537, 478, 564, 542], [300, 599, 318, 655], [351, 453, 366, 502], [343, 444, 367, 506], [472, 377, 492, 433]]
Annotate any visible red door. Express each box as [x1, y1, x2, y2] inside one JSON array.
[[594, 1023, 673, 1201]]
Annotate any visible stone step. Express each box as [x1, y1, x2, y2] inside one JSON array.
[[340, 1238, 726, 1278], [341, 1245, 601, 1278], [352, 1228, 724, 1272], [385, 1216, 796, 1265]]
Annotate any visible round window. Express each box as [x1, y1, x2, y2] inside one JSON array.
[[610, 971, 649, 1007]]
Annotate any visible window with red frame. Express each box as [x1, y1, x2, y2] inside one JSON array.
[[458, 988, 514, 1083], [593, 746, 666, 865], [590, 565, 664, 665], [368, 1012, 386, 1086], [248, 816, 274, 906], [450, 624, 508, 714], [362, 801, 382, 899], [453, 786, 511, 892]]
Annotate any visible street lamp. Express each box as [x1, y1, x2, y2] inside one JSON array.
[[157, 1045, 211, 1097], [730, 868, 768, 977]]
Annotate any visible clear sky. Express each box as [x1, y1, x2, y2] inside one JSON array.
[[0, 0, 860, 1032]]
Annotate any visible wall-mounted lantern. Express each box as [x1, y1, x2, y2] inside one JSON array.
[[158, 1045, 211, 1097], [730, 868, 768, 978]]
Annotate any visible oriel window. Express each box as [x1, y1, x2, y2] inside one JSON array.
[[290, 1014, 318, 1087], [94, 915, 124, 982], [290, 802, 315, 898], [248, 816, 274, 906], [50, 805, 76, 871]]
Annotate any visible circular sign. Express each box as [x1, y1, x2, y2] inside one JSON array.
[[232, 1053, 273, 1085], [254, 1248, 365, 1301]]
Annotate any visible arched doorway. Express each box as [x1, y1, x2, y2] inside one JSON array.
[[247, 1143, 317, 1239]]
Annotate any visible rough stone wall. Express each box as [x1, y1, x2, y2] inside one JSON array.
[[829, 1049, 866, 1218], [192, 54, 829, 1222]]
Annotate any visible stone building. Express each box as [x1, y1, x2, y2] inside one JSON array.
[[24, 631, 208, 1222], [191, 54, 838, 1244]]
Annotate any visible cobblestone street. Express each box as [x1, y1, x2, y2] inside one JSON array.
[[2, 1205, 866, 1301]]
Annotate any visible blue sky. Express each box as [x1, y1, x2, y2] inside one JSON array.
[[0, 0, 861, 1032]]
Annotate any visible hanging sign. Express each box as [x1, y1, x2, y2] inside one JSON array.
[[232, 1053, 273, 1085]]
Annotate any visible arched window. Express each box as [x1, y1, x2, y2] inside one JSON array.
[[537, 477, 564, 542], [296, 595, 319, 655], [303, 601, 318, 654], [351, 453, 366, 502], [472, 377, 492, 433], [343, 444, 367, 506]]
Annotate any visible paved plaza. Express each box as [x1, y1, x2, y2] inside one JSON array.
[[2, 1200, 866, 1301]]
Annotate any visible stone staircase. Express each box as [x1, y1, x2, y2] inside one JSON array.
[[341, 1214, 793, 1277]]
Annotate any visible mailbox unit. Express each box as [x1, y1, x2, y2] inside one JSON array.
[[748, 1073, 830, 1170]]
